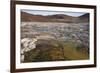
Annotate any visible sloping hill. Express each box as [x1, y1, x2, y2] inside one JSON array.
[[79, 13, 89, 22], [21, 11, 89, 23], [21, 12, 46, 22], [79, 13, 89, 18], [21, 11, 76, 22]]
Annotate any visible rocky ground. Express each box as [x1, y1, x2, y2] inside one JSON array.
[[21, 22, 89, 63]]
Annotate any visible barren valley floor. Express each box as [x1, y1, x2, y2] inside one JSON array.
[[21, 22, 89, 63]]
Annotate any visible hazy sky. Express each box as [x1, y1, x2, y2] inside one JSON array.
[[21, 9, 86, 17]]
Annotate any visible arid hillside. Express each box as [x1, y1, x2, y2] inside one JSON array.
[[21, 11, 89, 23]]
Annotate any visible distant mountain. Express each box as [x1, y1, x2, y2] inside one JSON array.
[[79, 13, 89, 22], [21, 11, 76, 22], [79, 13, 89, 19], [21, 12, 47, 22], [21, 11, 89, 22], [46, 14, 74, 19]]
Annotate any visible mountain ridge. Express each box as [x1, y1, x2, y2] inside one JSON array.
[[21, 11, 89, 22]]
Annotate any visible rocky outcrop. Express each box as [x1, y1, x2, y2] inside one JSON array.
[[21, 38, 37, 62]]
